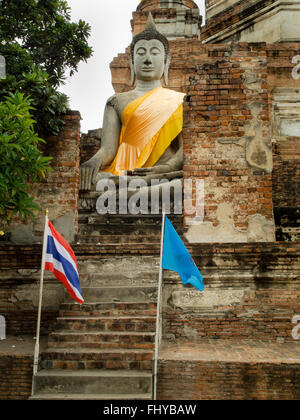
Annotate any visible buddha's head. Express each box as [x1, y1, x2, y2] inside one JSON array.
[[130, 13, 170, 86]]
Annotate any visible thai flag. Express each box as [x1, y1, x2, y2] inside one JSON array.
[[44, 219, 84, 304]]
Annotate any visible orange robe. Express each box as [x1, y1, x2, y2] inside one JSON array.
[[104, 87, 185, 176]]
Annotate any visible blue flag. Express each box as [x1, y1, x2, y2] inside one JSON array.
[[162, 216, 204, 292]]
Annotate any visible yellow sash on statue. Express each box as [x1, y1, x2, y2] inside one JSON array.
[[104, 87, 185, 175]]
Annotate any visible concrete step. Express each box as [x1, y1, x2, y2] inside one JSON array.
[[59, 301, 157, 317], [55, 316, 156, 333], [41, 348, 154, 371], [32, 369, 153, 396], [48, 331, 156, 350], [68, 286, 158, 304], [30, 392, 152, 400]]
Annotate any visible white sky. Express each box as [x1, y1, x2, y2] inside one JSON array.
[[59, 0, 206, 133]]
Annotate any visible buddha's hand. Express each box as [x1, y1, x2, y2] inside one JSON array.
[[80, 155, 102, 191], [132, 164, 172, 176]]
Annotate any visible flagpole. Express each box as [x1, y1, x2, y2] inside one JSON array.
[[32, 209, 48, 391], [153, 211, 166, 400]]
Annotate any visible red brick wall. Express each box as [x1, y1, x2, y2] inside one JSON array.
[[163, 242, 300, 342], [163, 294, 300, 342], [39, 111, 81, 236], [183, 43, 273, 229], [157, 360, 300, 400], [0, 355, 33, 400], [0, 245, 61, 335], [80, 129, 101, 164]]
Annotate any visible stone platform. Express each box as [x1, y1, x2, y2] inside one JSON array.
[[159, 339, 300, 364], [157, 339, 300, 400], [0, 241, 299, 400], [1, 335, 300, 400]]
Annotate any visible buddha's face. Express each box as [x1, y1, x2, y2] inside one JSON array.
[[133, 39, 166, 82]]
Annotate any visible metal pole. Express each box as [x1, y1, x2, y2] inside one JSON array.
[[153, 212, 166, 400], [32, 209, 48, 393]]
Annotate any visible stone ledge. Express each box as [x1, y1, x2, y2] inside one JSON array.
[[159, 339, 300, 363], [0, 335, 47, 356], [157, 338, 300, 399], [0, 242, 299, 269], [202, 0, 296, 43]]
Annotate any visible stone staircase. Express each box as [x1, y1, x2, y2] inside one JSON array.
[[27, 200, 300, 399], [31, 285, 158, 400], [78, 190, 183, 245]]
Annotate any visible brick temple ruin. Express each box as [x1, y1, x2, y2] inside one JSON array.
[[0, 0, 299, 400]]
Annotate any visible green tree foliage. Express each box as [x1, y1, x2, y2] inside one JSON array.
[[0, 92, 53, 227], [0, 0, 93, 135]]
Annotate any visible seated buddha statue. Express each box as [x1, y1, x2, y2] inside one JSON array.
[[80, 14, 185, 191]]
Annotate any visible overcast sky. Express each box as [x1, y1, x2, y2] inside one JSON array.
[[59, 0, 206, 133]]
